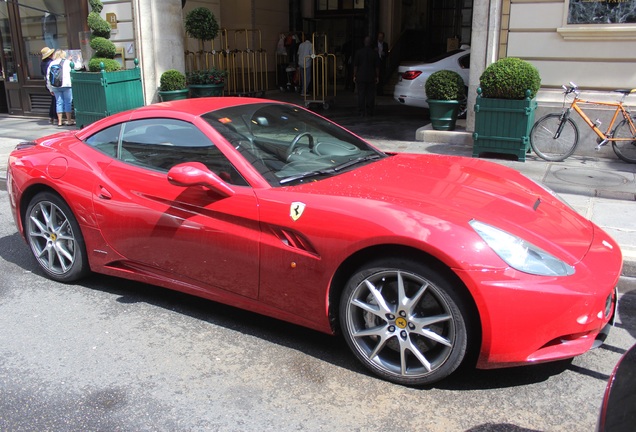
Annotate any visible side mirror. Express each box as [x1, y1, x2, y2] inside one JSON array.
[[167, 162, 235, 197]]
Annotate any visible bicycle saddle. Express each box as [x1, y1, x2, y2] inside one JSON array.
[[613, 89, 636, 95]]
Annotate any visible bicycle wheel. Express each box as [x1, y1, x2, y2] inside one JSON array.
[[530, 113, 579, 161], [611, 118, 636, 163]]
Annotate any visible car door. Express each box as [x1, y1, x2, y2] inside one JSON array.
[[89, 118, 260, 298]]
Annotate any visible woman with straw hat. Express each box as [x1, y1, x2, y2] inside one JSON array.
[[40, 47, 57, 124]]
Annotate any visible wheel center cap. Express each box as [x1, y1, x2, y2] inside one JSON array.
[[50, 233, 57, 241], [395, 317, 407, 329]]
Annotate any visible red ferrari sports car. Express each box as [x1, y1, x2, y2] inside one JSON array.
[[6, 98, 622, 385]]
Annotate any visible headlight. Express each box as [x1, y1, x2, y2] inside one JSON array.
[[470, 220, 575, 276]]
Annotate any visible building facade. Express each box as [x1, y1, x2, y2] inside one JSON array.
[[1, 0, 634, 131]]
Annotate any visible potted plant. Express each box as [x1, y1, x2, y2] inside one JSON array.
[[425, 70, 465, 131], [158, 69, 189, 101], [70, 0, 143, 128], [186, 68, 227, 97], [185, 7, 220, 45], [184, 7, 219, 70], [183, 7, 226, 97], [472, 57, 541, 161]]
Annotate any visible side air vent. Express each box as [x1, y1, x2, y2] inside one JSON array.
[[269, 226, 318, 255]]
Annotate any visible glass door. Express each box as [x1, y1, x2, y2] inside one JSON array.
[[0, 1, 15, 113], [19, 1, 68, 81]]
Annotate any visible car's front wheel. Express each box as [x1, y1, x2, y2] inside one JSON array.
[[340, 259, 471, 385], [25, 192, 89, 282]]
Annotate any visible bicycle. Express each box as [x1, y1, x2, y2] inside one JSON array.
[[530, 83, 636, 163]]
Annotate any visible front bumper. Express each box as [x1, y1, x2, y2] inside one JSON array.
[[456, 226, 622, 369]]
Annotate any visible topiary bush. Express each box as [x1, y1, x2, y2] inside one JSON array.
[[88, 58, 121, 72], [87, 11, 111, 39], [185, 7, 219, 42], [425, 70, 465, 100], [90, 37, 116, 58], [160, 69, 187, 91], [84, 0, 119, 70], [89, 0, 103, 13], [479, 57, 541, 100]]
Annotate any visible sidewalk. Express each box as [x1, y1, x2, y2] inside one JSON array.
[[1, 92, 635, 278]]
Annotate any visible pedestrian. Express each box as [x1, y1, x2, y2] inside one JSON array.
[[375, 32, 389, 95], [40, 47, 57, 124], [353, 36, 379, 116], [46, 50, 75, 127], [297, 37, 313, 97], [341, 39, 354, 91]]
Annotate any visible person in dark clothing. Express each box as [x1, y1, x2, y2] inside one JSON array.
[[40, 47, 57, 124], [375, 32, 389, 95], [353, 36, 379, 116], [341, 39, 354, 91]]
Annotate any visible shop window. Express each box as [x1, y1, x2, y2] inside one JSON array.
[[19, 2, 68, 80]]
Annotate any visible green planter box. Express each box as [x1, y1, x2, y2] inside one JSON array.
[[428, 99, 460, 131], [70, 60, 144, 128], [472, 89, 537, 162], [158, 88, 189, 101], [189, 83, 224, 98]]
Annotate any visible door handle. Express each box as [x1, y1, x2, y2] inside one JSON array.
[[97, 185, 112, 200]]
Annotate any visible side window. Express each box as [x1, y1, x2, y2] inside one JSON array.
[[84, 124, 122, 158], [459, 54, 470, 69], [120, 118, 248, 186]]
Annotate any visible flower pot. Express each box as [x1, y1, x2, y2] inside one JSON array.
[[189, 83, 224, 98], [427, 99, 460, 131], [472, 88, 537, 162], [158, 88, 189, 101], [70, 59, 144, 128]]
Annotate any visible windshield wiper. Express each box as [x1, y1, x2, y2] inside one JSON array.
[[331, 154, 382, 171], [279, 168, 335, 185], [279, 154, 383, 185]]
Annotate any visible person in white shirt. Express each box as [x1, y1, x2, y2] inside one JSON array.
[[297, 38, 313, 96], [46, 50, 74, 127]]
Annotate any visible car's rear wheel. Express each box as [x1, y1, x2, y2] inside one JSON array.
[[340, 259, 470, 385], [25, 192, 89, 282]]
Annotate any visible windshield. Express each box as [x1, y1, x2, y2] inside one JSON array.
[[202, 103, 386, 186]]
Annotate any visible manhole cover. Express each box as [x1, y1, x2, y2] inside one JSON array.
[[551, 167, 629, 187]]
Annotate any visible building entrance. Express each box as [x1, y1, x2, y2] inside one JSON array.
[[0, 1, 86, 116]]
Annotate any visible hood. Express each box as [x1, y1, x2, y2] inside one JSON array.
[[292, 153, 594, 262]]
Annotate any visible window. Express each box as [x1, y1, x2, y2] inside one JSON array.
[[559, 0, 636, 39], [568, 0, 636, 24], [458, 53, 470, 69], [18, 1, 68, 79], [85, 124, 122, 157], [86, 119, 248, 186]]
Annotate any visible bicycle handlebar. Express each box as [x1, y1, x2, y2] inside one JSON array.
[[562, 82, 579, 96]]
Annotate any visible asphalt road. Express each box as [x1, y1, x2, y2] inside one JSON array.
[[1, 188, 635, 432]]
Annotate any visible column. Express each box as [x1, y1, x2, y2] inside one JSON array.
[[133, 0, 185, 104]]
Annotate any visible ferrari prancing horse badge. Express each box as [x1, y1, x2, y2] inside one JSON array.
[[290, 202, 306, 221]]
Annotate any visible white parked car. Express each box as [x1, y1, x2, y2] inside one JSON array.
[[393, 48, 470, 109]]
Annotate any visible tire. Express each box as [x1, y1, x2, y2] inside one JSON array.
[[25, 192, 90, 282], [339, 259, 471, 386], [612, 119, 636, 163], [530, 113, 579, 161]]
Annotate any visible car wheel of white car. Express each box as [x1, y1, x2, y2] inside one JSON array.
[[340, 259, 470, 385], [25, 192, 90, 282]]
